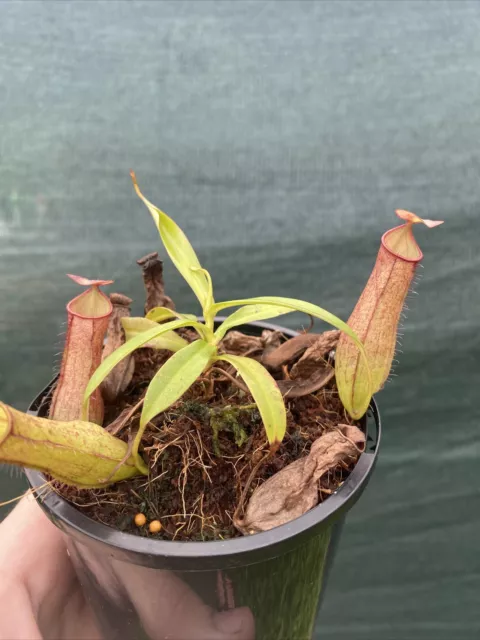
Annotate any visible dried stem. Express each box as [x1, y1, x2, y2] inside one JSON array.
[[101, 293, 135, 404], [106, 397, 144, 436], [137, 252, 175, 314]]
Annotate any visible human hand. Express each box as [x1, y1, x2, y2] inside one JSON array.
[[0, 497, 254, 640], [0, 495, 99, 640]]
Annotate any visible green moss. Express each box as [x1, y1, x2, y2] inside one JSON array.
[[209, 404, 257, 456], [181, 400, 209, 422]]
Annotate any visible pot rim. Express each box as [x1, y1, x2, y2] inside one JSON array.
[[26, 318, 381, 568]]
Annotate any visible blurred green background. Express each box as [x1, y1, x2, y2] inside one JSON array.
[[0, 1, 479, 638]]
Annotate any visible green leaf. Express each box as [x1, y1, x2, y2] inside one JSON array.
[[145, 306, 212, 341], [131, 172, 212, 310], [82, 318, 195, 420], [216, 354, 287, 445], [214, 303, 290, 341], [211, 295, 372, 417], [192, 267, 215, 326], [122, 317, 188, 352], [146, 306, 197, 323], [133, 340, 216, 467]]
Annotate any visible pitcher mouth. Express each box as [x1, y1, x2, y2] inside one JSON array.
[[381, 210, 444, 263], [67, 286, 113, 319], [381, 223, 423, 263]]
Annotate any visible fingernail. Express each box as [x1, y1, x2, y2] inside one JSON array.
[[214, 610, 244, 634]]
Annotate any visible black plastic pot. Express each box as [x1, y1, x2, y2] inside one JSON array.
[[26, 320, 381, 640]]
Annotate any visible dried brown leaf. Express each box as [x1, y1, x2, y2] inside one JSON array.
[[272, 329, 340, 398], [236, 425, 365, 534], [277, 365, 335, 398], [290, 330, 339, 379], [220, 329, 282, 357], [220, 331, 262, 355], [259, 329, 283, 356], [261, 333, 321, 370]]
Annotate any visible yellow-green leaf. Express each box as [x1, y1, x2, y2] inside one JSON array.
[[146, 306, 197, 323], [216, 354, 286, 445], [192, 267, 215, 326], [83, 318, 195, 420], [145, 306, 212, 341], [131, 172, 212, 310], [211, 295, 372, 418], [214, 303, 290, 341], [122, 317, 188, 352], [133, 340, 216, 467]]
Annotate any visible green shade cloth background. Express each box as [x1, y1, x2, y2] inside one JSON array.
[[0, 1, 478, 638]]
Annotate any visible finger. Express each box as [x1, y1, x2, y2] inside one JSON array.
[[76, 542, 255, 640], [0, 497, 101, 640], [0, 495, 67, 588], [0, 578, 42, 640], [116, 565, 255, 640]]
